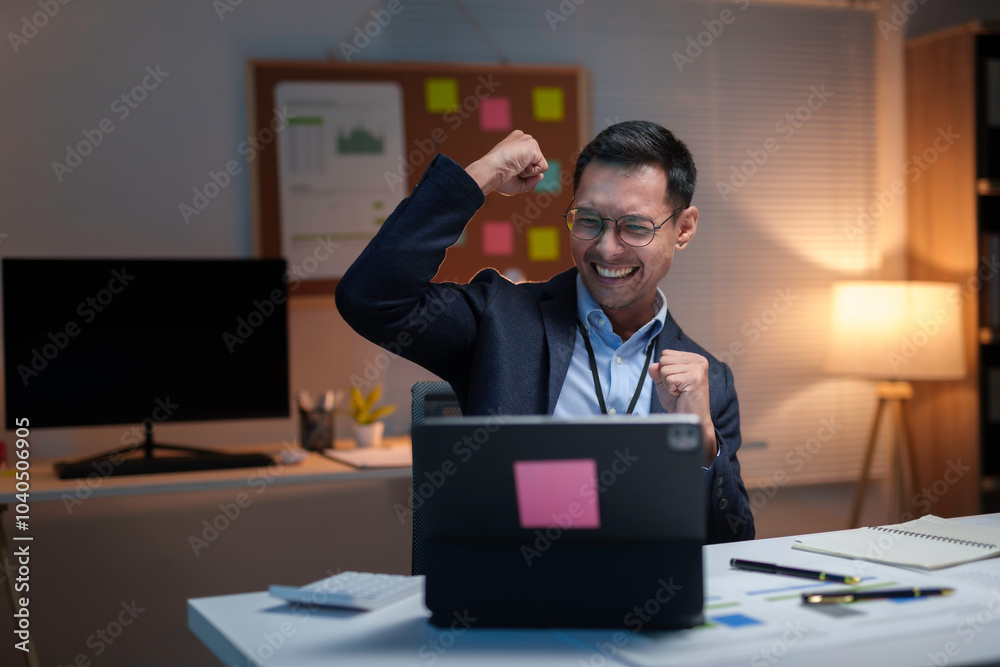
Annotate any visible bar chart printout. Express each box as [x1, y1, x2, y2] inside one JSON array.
[[275, 81, 405, 279]]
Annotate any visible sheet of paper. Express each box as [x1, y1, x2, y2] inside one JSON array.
[[274, 82, 405, 279], [558, 560, 999, 666], [322, 446, 411, 469]]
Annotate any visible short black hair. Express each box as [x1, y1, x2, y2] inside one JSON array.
[[573, 120, 697, 209]]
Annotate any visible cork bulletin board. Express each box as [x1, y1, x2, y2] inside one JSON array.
[[247, 60, 586, 294]]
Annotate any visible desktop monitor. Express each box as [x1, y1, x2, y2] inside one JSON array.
[[2, 258, 290, 475]]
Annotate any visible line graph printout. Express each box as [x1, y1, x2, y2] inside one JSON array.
[[274, 81, 405, 279]]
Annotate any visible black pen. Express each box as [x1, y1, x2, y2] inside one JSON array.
[[802, 587, 954, 604], [730, 558, 860, 584]]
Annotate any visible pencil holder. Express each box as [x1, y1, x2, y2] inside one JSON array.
[[298, 407, 334, 452]]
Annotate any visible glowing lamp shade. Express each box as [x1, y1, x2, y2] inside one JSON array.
[[825, 281, 965, 381]]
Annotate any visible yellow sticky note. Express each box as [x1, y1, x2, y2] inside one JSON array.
[[528, 227, 560, 261], [532, 87, 565, 122], [425, 78, 459, 113]]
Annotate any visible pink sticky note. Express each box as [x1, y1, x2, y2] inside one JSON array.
[[480, 97, 512, 131], [513, 459, 601, 529], [482, 221, 514, 256]]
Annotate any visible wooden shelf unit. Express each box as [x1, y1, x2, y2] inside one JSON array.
[[905, 23, 1000, 517]]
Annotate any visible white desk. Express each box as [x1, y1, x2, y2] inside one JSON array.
[[188, 514, 1000, 667]]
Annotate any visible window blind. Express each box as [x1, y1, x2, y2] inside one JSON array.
[[376, 0, 887, 487]]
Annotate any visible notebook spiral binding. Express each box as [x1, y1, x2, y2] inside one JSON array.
[[867, 526, 997, 550]]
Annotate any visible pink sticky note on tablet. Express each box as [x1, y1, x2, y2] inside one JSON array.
[[512, 459, 600, 529]]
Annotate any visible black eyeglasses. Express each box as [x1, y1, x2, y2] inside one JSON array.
[[563, 199, 683, 248]]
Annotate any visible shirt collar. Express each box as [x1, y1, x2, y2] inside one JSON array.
[[574, 273, 667, 344]]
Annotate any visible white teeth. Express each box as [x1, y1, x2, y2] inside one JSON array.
[[596, 265, 636, 279]]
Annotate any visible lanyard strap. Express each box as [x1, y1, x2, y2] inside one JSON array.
[[576, 319, 658, 415]]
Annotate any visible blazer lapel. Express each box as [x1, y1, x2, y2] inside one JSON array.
[[539, 269, 579, 414]]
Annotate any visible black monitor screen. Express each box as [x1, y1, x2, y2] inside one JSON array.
[[3, 258, 290, 430]]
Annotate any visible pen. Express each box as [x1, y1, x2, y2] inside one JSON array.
[[802, 587, 955, 604], [729, 558, 861, 584]]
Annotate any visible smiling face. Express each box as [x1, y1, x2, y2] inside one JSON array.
[[570, 160, 697, 338]]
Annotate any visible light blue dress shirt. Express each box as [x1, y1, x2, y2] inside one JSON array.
[[553, 275, 667, 417]]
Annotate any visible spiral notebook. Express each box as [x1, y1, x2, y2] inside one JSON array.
[[791, 515, 1000, 570]]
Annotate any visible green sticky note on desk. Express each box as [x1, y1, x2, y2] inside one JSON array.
[[425, 78, 459, 113], [532, 87, 565, 122], [528, 227, 560, 261]]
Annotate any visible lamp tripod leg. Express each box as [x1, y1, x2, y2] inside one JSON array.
[[892, 399, 918, 519], [849, 398, 889, 528]]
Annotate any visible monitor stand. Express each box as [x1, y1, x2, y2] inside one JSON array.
[[53, 423, 275, 479]]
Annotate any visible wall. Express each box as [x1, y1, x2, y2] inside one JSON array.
[[0, 0, 995, 664], [0, 0, 443, 456]]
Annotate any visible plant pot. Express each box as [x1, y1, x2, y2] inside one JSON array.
[[352, 421, 385, 448]]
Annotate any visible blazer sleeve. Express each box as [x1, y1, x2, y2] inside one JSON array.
[[705, 361, 755, 543], [335, 154, 493, 392]]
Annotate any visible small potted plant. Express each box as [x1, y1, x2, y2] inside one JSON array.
[[348, 384, 396, 448]]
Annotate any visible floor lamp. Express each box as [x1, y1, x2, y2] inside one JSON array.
[[825, 281, 965, 528]]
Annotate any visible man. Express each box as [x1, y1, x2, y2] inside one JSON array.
[[336, 121, 753, 542]]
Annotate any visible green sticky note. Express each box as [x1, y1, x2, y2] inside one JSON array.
[[532, 87, 565, 122], [425, 78, 459, 113], [536, 159, 562, 193], [528, 227, 560, 261]]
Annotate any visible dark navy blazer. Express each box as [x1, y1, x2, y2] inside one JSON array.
[[336, 154, 754, 543]]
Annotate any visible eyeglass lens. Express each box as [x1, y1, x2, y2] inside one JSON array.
[[566, 209, 656, 247]]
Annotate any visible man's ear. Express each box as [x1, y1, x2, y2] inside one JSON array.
[[675, 206, 698, 249]]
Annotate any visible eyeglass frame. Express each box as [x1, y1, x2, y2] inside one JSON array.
[[562, 198, 685, 248]]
